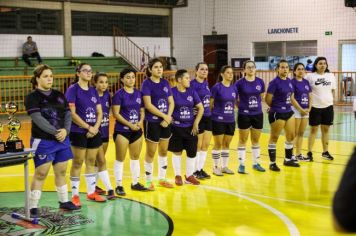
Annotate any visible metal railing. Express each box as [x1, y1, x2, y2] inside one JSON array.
[[0, 70, 354, 113], [113, 26, 150, 71]]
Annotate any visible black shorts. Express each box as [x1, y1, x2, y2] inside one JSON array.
[[212, 121, 236, 136], [168, 126, 198, 157], [309, 105, 334, 126], [268, 111, 294, 124], [144, 121, 172, 143], [113, 130, 142, 144], [198, 116, 212, 134], [69, 132, 102, 149], [237, 113, 264, 130], [101, 137, 109, 143]]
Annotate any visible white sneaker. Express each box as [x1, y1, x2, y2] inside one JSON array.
[[221, 167, 235, 175], [213, 167, 223, 176]]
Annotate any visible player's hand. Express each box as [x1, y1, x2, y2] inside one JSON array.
[[160, 120, 168, 128], [55, 129, 67, 142], [191, 122, 199, 136]]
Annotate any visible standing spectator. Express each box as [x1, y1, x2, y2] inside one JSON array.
[[22, 36, 42, 67]]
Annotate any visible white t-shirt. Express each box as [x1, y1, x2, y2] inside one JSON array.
[[306, 72, 336, 108]]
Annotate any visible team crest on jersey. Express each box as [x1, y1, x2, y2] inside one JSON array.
[[91, 97, 97, 104], [38, 154, 47, 160], [163, 87, 168, 93], [289, 83, 293, 89], [136, 98, 141, 104], [105, 101, 109, 107], [187, 96, 193, 102], [256, 85, 261, 91], [232, 92, 236, 98]]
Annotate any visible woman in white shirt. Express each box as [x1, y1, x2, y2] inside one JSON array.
[[306, 57, 336, 161]]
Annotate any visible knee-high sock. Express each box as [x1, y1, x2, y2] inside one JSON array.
[[252, 145, 260, 165], [70, 176, 80, 197], [84, 173, 96, 194], [212, 150, 220, 168], [172, 154, 181, 176], [285, 142, 293, 160], [158, 155, 168, 180], [144, 161, 153, 182], [114, 160, 124, 186], [56, 184, 68, 203], [199, 151, 208, 170], [29, 190, 41, 209], [221, 150, 230, 168], [98, 170, 113, 190], [130, 159, 140, 185], [238, 147, 246, 166], [268, 143, 277, 163], [186, 157, 196, 177]]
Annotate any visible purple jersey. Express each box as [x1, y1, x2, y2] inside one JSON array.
[[171, 87, 202, 127], [267, 77, 294, 113], [211, 82, 237, 123], [141, 78, 172, 122], [291, 78, 311, 109], [65, 83, 101, 133], [190, 79, 211, 117], [99, 90, 111, 139], [112, 88, 143, 132], [235, 77, 265, 115]]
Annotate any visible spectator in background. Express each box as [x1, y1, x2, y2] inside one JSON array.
[[22, 36, 42, 67], [305, 59, 313, 72]]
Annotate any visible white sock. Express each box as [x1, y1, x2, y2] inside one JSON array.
[[130, 159, 140, 185], [158, 156, 168, 180], [221, 150, 229, 168], [199, 151, 207, 170], [114, 160, 124, 186], [195, 152, 201, 171], [98, 170, 113, 191], [212, 150, 220, 168], [144, 160, 153, 182], [94, 166, 99, 182], [238, 147, 246, 166], [70, 176, 80, 197], [186, 157, 196, 177], [56, 184, 68, 203], [29, 190, 41, 209], [85, 173, 96, 195], [172, 154, 181, 176], [252, 145, 260, 165]]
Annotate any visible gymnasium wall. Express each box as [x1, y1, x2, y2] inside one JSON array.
[[172, 0, 356, 70], [0, 35, 171, 58]]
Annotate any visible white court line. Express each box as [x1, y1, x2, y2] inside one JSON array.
[[201, 185, 300, 236]]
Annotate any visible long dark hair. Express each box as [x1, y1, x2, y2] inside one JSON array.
[[31, 64, 52, 89], [312, 56, 329, 73], [73, 63, 91, 84], [217, 65, 232, 82], [293, 63, 305, 78], [145, 58, 163, 78], [119, 67, 136, 87]]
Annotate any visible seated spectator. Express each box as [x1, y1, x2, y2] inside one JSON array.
[[305, 59, 313, 72], [333, 147, 356, 232], [22, 36, 42, 67]]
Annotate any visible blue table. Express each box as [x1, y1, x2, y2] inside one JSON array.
[[0, 148, 36, 223]]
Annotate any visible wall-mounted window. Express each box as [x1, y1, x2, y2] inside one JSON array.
[[0, 7, 61, 34]]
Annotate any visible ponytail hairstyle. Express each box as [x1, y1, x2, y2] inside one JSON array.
[[73, 63, 90, 84], [312, 56, 329, 73], [293, 63, 305, 78], [119, 67, 137, 87], [145, 57, 163, 78], [195, 62, 208, 71], [175, 69, 188, 82], [93, 72, 107, 84], [275, 59, 289, 70], [217, 65, 232, 82], [30, 64, 52, 89]]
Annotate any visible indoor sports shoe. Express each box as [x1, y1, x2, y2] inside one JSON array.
[[158, 179, 174, 188], [322, 151, 334, 161], [131, 182, 149, 191], [184, 175, 200, 185], [283, 159, 300, 167], [87, 192, 107, 202], [145, 181, 155, 191], [200, 169, 211, 179], [238, 165, 247, 174], [59, 201, 80, 210], [95, 186, 106, 195], [291, 155, 299, 163], [194, 170, 205, 180], [269, 163, 281, 172], [213, 167, 223, 176], [307, 151, 314, 162], [252, 163, 266, 172], [30, 208, 39, 218], [296, 154, 311, 162], [71, 195, 82, 208], [221, 167, 235, 174], [115, 186, 126, 196], [107, 190, 116, 200], [175, 175, 183, 186]]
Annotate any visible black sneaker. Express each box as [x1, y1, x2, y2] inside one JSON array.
[[30, 208, 39, 218], [283, 159, 300, 167], [322, 151, 334, 161], [131, 182, 149, 191], [107, 190, 116, 200], [115, 186, 126, 196], [307, 151, 314, 162], [195, 170, 205, 180], [59, 201, 80, 211], [269, 163, 280, 172], [200, 169, 211, 179]]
